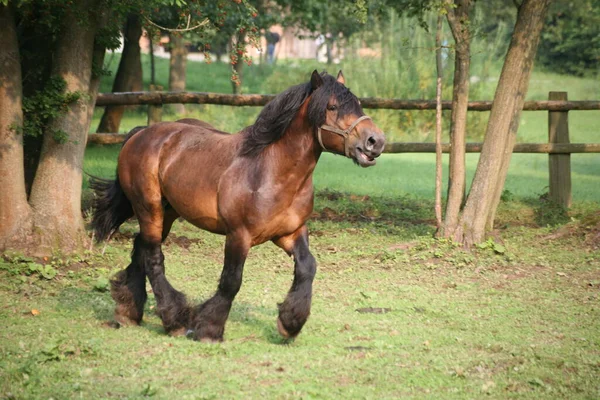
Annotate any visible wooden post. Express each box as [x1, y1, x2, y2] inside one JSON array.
[[147, 84, 163, 125], [548, 91, 571, 207]]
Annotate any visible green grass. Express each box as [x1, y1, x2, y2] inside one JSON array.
[[4, 39, 599, 400], [1, 196, 599, 398]]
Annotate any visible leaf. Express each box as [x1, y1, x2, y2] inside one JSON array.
[[40, 265, 57, 280], [31, 309, 40, 316], [492, 243, 506, 254], [27, 262, 41, 274], [93, 277, 110, 292]]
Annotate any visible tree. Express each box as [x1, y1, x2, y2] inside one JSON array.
[[201, 0, 280, 93], [452, 0, 552, 246], [282, 0, 367, 64], [0, 0, 259, 255], [537, 0, 600, 76], [0, 0, 109, 254], [97, 14, 144, 133], [439, 0, 472, 238], [382, 0, 552, 246]]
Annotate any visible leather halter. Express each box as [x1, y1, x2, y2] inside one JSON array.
[[317, 115, 372, 157]]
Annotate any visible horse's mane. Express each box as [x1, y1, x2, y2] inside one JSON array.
[[239, 72, 362, 157]]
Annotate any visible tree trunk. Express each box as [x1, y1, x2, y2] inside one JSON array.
[[231, 32, 245, 94], [485, 13, 544, 231], [97, 14, 142, 133], [325, 38, 334, 65], [168, 33, 188, 115], [149, 34, 156, 85], [434, 15, 444, 230], [454, 0, 551, 246], [27, 0, 100, 253], [441, 0, 471, 238], [0, 4, 31, 249]]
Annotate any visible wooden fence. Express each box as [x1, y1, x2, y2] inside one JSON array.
[[89, 91, 600, 207]]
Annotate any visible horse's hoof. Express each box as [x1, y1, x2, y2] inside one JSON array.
[[277, 317, 294, 339], [114, 314, 139, 327], [199, 336, 222, 344], [168, 327, 187, 337]]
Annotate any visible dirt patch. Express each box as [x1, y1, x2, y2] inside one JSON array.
[[356, 307, 392, 314], [164, 235, 201, 249], [539, 210, 600, 251]]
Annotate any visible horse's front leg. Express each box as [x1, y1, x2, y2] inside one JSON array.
[[273, 225, 317, 339], [190, 232, 250, 342]]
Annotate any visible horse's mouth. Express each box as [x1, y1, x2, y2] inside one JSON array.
[[355, 148, 377, 167]]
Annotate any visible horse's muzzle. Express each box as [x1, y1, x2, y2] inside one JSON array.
[[355, 131, 385, 167]]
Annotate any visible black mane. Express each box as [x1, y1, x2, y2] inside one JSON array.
[[239, 72, 363, 157]]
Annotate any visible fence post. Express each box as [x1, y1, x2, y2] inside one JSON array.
[[147, 84, 163, 125], [548, 91, 571, 207]]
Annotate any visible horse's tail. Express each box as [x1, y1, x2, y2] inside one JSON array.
[[90, 176, 133, 242], [89, 126, 146, 242]]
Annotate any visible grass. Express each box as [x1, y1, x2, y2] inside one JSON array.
[[1, 193, 599, 398], [3, 28, 599, 399]]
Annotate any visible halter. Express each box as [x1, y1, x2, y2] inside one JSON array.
[[317, 115, 372, 157]]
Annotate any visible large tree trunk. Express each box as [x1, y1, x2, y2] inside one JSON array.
[[440, 0, 471, 238], [0, 4, 31, 248], [454, 0, 551, 246], [97, 14, 142, 133], [168, 33, 188, 115], [27, 0, 100, 253]]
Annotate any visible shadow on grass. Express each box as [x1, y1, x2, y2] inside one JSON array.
[[53, 284, 289, 344], [313, 189, 435, 238]]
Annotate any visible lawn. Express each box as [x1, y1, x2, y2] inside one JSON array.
[[1, 192, 599, 398], [1, 53, 599, 399]]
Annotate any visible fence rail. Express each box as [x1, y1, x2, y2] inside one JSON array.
[[91, 90, 600, 207], [95, 91, 600, 111]]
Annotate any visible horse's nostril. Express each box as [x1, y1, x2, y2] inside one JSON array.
[[366, 136, 376, 151]]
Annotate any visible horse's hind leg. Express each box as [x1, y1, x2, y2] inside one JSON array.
[[111, 243, 147, 326], [273, 225, 316, 339], [131, 203, 189, 335]]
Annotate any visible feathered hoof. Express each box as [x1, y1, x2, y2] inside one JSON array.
[[277, 317, 298, 340]]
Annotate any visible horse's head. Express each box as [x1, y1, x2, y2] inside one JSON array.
[[308, 70, 385, 167]]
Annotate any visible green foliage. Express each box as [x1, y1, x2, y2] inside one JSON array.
[[534, 193, 571, 227], [21, 76, 82, 142], [476, 238, 507, 255], [0, 253, 58, 281], [537, 0, 600, 76]]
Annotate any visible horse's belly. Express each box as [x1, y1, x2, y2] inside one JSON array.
[[162, 180, 225, 234]]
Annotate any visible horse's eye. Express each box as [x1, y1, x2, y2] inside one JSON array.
[[327, 105, 338, 111]]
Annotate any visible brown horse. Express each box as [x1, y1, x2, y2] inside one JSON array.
[[91, 70, 385, 342]]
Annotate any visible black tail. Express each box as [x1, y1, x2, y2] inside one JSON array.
[[90, 176, 134, 242], [89, 126, 146, 242]]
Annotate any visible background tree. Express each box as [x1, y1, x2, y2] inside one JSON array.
[[537, 0, 600, 76], [97, 14, 143, 132], [0, 0, 259, 255], [453, 0, 552, 246], [0, 0, 115, 254], [202, 0, 280, 93], [282, 0, 368, 64]]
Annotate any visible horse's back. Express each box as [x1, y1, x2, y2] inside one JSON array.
[[119, 121, 241, 234]]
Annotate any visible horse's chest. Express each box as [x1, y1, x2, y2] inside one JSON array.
[[249, 186, 314, 244]]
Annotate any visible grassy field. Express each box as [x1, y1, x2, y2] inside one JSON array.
[[1, 50, 599, 399], [1, 193, 599, 398]]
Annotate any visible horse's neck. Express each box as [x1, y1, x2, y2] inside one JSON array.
[[270, 117, 321, 179]]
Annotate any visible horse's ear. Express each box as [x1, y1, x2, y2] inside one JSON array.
[[311, 70, 323, 90], [336, 70, 345, 85]]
